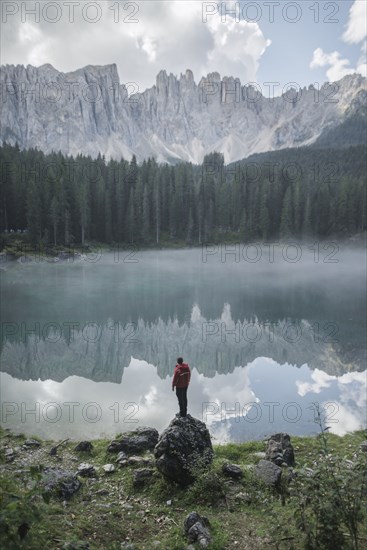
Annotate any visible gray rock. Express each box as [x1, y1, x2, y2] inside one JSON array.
[[5, 448, 15, 462], [42, 467, 81, 499], [107, 427, 159, 454], [184, 512, 210, 532], [255, 459, 282, 487], [132, 468, 154, 488], [74, 441, 93, 453], [102, 464, 115, 474], [189, 523, 211, 547], [360, 441, 367, 453], [77, 463, 97, 477], [154, 415, 213, 486], [116, 451, 128, 464], [128, 456, 153, 466], [265, 433, 295, 466], [23, 438, 41, 448], [222, 463, 243, 479], [184, 512, 211, 547]]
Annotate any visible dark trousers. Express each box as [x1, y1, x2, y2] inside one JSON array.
[[176, 387, 188, 417]]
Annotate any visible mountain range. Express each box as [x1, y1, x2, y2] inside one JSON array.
[[1, 63, 366, 164]]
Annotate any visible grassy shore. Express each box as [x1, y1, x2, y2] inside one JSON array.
[[1, 427, 366, 550]]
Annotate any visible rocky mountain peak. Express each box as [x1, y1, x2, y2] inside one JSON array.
[[1, 63, 366, 164]]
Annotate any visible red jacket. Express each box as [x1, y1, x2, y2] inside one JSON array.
[[172, 363, 191, 388]]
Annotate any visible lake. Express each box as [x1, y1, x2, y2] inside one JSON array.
[[1, 243, 366, 443]]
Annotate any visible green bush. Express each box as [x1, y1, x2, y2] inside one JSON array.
[[0, 465, 50, 549], [292, 405, 367, 550]]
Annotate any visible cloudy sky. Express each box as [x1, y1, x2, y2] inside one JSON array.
[[1, 0, 366, 92]]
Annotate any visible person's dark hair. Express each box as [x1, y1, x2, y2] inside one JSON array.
[[177, 357, 183, 364]]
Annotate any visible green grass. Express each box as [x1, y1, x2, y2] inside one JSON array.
[[1, 428, 366, 549]]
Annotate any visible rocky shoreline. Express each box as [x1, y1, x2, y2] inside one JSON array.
[[1, 423, 366, 549]]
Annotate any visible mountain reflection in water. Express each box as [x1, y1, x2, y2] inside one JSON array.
[[1, 246, 366, 441]]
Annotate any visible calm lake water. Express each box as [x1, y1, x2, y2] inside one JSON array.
[[1, 244, 366, 442]]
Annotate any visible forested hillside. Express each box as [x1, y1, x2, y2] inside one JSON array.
[[1, 143, 366, 247]]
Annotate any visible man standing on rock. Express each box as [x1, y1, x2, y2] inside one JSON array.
[[172, 357, 191, 417]]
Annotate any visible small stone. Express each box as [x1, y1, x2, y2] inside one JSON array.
[[77, 463, 97, 477], [74, 441, 93, 453], [23, 438, 41, 448], [188, 523, 211, 546], [5, 448, 15, 462], [102, 464, 115, 474], [128, 456, 145, 466], [152, 542, 161, 547], [222, 463, 243, 479], [116, 451, 128, 463], [184, 512, 211, 547], [166, 499, 172, 506], [360, 441, 367, 453]]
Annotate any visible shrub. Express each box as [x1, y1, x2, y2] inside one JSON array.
[[293, 405, 367, 550], [0, 465, 50, 549]]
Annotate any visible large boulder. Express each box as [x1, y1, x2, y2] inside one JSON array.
[[265, 433, 295, 466], [154, 415, 213, 486], [107, 427, 159, 454]]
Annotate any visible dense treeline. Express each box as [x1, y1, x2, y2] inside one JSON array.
[[0, 143, 366, 246]]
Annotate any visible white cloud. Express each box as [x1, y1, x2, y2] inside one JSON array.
[[296, 368, 335, 396], [356, 40, 367, 77], [342, 0, 367, 44], [310, 1, 367, 81], [1, 0, 270, 91], [310, 47, 355, 81], [296, 369, 367, 436]]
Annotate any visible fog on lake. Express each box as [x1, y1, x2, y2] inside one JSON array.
[[1, 244, 366, 442]]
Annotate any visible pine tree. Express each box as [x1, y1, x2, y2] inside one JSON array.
[[302, 196, 312, 237], [280, 186, 293, 238], [186, 208, 194, 244], [27, 182, 42, 245], [142, 184, 151, 242], [50, 196, 60, 246]]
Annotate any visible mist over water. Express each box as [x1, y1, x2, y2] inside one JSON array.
[[1, 244, 366, 441]]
